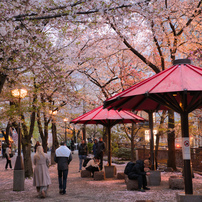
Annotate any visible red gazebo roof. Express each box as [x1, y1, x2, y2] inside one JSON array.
[[70, 105, 146, 126], [104, 60, 202, 113]]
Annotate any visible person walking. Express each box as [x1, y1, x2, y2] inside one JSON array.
[[66, 138, 71, 149], [70, 138, 75, 154], [97, 137, 106, 170], [5, 144, 12, 170], [127, 159, 150, 192], [92, 139, 98, 157], [78, 140, 87, 172], [33, 146, 51, 198], [34, 141, 40, 153], [54, 141, 72, 195]]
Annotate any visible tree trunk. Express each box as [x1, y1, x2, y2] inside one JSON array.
[[51, 118, 58, 165], [0, 73, 7, 93], [102, 126, 107, 150], [21, 123, 33, 178], [37, 109, 49, 153], [5, 122, 12, 145], [22, 143, 33, 177], [131, 123, 135, 161], [167, 110, 177, 170], [155, 110, 166, 170], [155, 134, 160, 169]]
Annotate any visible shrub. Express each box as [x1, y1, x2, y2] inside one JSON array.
[[87, 142, 93, 154], [113, 147, 132, 160]]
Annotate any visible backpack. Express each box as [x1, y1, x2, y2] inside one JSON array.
[[83, 157, 91, 167], [124, 162, 135, 175]]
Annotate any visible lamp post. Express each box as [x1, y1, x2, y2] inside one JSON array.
[[49, 110, 57, 164], [11, 88, 27, 191], [63, 118, 68, 144]]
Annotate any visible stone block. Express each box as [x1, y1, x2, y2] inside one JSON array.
[[136, 201, 154, 202], [117, 172, 125, 179], [164, 167, 174, 172], [148, 171, 161, 186], [125, 174, 128, 183], [176, 192, 202, 202], [126, 177, 139, 190], [169, 176, 184, 190], [104, 165, 117, 178], [81, 170, 91, 178], [94, 171, 105, 180], [13, 170, 25, 191]]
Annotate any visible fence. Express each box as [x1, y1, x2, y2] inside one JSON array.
[[136, 148, 202, 172]]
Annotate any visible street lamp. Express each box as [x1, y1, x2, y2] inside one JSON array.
[[63, 118, 68, 144], [11, 88, 27, 191]]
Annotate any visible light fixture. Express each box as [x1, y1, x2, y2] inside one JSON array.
[[11, 88, 27, 99]]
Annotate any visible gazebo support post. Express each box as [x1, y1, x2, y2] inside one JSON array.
[[148, 111, 155, 170], [105, 122, 116, 178], [181, 111, 193, 194], [83, 124, 86, 142], [107, 123, 111, 166]]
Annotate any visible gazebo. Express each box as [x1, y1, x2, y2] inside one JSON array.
[[104, 59, 202, 194], [71, 105, 146, 177]]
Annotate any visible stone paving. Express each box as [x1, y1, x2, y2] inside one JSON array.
[[0, 150, 202, 202]]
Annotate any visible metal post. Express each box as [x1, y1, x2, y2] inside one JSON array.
[[107, 124, 111, 166], [13, 97, 24, 191], [14, 121, 23, 170], [181, 112, 193, 194]]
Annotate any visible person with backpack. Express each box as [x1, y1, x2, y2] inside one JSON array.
[[126, 160, 150, 192], [124, 161, 135, 176], [85, 157, 100, 177], [78, 140, 88, 172]]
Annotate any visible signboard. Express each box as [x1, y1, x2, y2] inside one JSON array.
[[145, 129, 157, 142], [182, 137, 191, 160]]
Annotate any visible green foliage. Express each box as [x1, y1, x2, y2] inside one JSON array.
[[113, 147, 133, 160], [87, 142, 93, 154], [112, 142, 119, 155]]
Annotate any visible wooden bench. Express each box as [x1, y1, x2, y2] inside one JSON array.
[[169, 176, 184, 189], [125, 177, 139, 190], [117, 172, 125, 179], [81, 170, 91, 178], [94, 171, 105, 180]]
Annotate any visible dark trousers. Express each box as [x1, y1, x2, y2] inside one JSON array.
[[86, 165, 99, 177], [97, 152, 103, 170], [128, 173, 147, 189], [58, 169, 68, 194], [5, 155, 12, 169]]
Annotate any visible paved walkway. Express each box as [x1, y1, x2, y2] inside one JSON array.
[[0, 150, 202, 202]]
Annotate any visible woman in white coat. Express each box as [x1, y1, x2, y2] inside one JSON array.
[[33, 146, 51, 198]]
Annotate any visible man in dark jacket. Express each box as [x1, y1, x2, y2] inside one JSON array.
[[78, 140, 88, 172], [92, 139, 98, 157], [128, 160, 150, 192], [54, 141, 72, 195], [97, 137, 106, 170]]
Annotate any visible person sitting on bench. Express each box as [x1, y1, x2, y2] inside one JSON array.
[[85, 157, 100, 177], [128, 159, 150, 192]]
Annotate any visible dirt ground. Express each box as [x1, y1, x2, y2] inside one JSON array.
[[0, 150, 202, 202]]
